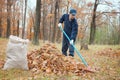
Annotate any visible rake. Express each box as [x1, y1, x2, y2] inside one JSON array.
[[59, 25, 88, 67]]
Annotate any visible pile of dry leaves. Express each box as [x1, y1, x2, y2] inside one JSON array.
[[96, 48, 120, 58], [27, 43, 91, 75]]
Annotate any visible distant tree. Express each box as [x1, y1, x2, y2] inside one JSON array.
[[89, 0, 98, 44], [0, 0, 4, 37], [27, 9, 34, 40], [42, 0, 48, 42], [56, 0, 61, 43], [17, 20, 19, 36], [32, 0, 41, 45], [22, 0, 27, 39], [52, 0, 59, 43], [6, 0, 12, 38]]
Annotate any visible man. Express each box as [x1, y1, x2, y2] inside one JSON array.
[[58, 9, 78, 57]]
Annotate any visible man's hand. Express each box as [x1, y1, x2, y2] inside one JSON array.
[[58, 23, 62, 27], [70, 40, 74, 45]]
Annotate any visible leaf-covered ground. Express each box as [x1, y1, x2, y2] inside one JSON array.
[[0, 38, 120, 80]]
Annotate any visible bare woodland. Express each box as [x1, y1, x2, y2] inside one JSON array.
[[0, 0, 120, 45]]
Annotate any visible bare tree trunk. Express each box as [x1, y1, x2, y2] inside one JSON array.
[[49, 16, 52, 41], [42, 0, 48, 42], [22, 0, 27, 39], [66, 0, 69, 13], [32, 0, 41, 45], [89, 0, 98, 44], [80, 43, 88, 50], [119, 10, 120, 44], [0, 8, 2, 37], [12, 3, 16, 36], [42, 0, 45, 42], [0, 19, 2, 37], [80, 26, 89, 50], [17, 20, 19, 36], [52, 0, 58, 43], [49, 2, 53, 42], [6, 0, 11, 38], [56, 0, 61, 43]]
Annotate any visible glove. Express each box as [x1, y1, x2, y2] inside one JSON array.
[[58, 23, 62, 27], [70, 40, 74, 45]]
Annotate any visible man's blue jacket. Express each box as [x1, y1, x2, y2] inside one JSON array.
[[59, 14, 78, 42]]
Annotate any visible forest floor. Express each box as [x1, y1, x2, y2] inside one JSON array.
[[0, 38, 120, 80]]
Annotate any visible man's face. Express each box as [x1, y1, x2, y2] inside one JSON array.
[[69, 14, 76, 20]]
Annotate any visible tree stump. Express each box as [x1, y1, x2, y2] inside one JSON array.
[[80, 43, 88, 50]]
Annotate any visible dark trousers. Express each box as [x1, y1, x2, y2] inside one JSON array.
[[62, 38, 74, 57]]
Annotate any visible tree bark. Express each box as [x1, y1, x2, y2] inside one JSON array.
[[32, 0, 41, 45], [52, 0, 58, 43], [17, 20, 19, 37], [42, 0, 48, 42], [12, 3, 16, 36], [66, 0, 69, 13], [56, 0, 61, 43], [89, 0, 98, 44], [80, 43, 88, 50], [22, 0, 27, 39], [0, 19, 2, 37], [80, 25, 89, 50], [0, 8, 2, 37], [6, 0, 11, 38], [49, 1, 53, 42], [116, 21, 120, 44]]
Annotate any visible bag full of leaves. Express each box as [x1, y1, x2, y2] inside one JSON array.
[[3, 35, 29, 70]]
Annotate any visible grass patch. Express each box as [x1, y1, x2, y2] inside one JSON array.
[[0, 39, 120, 80]]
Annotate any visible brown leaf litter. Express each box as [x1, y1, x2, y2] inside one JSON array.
[[27, 43, 93, 76]]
